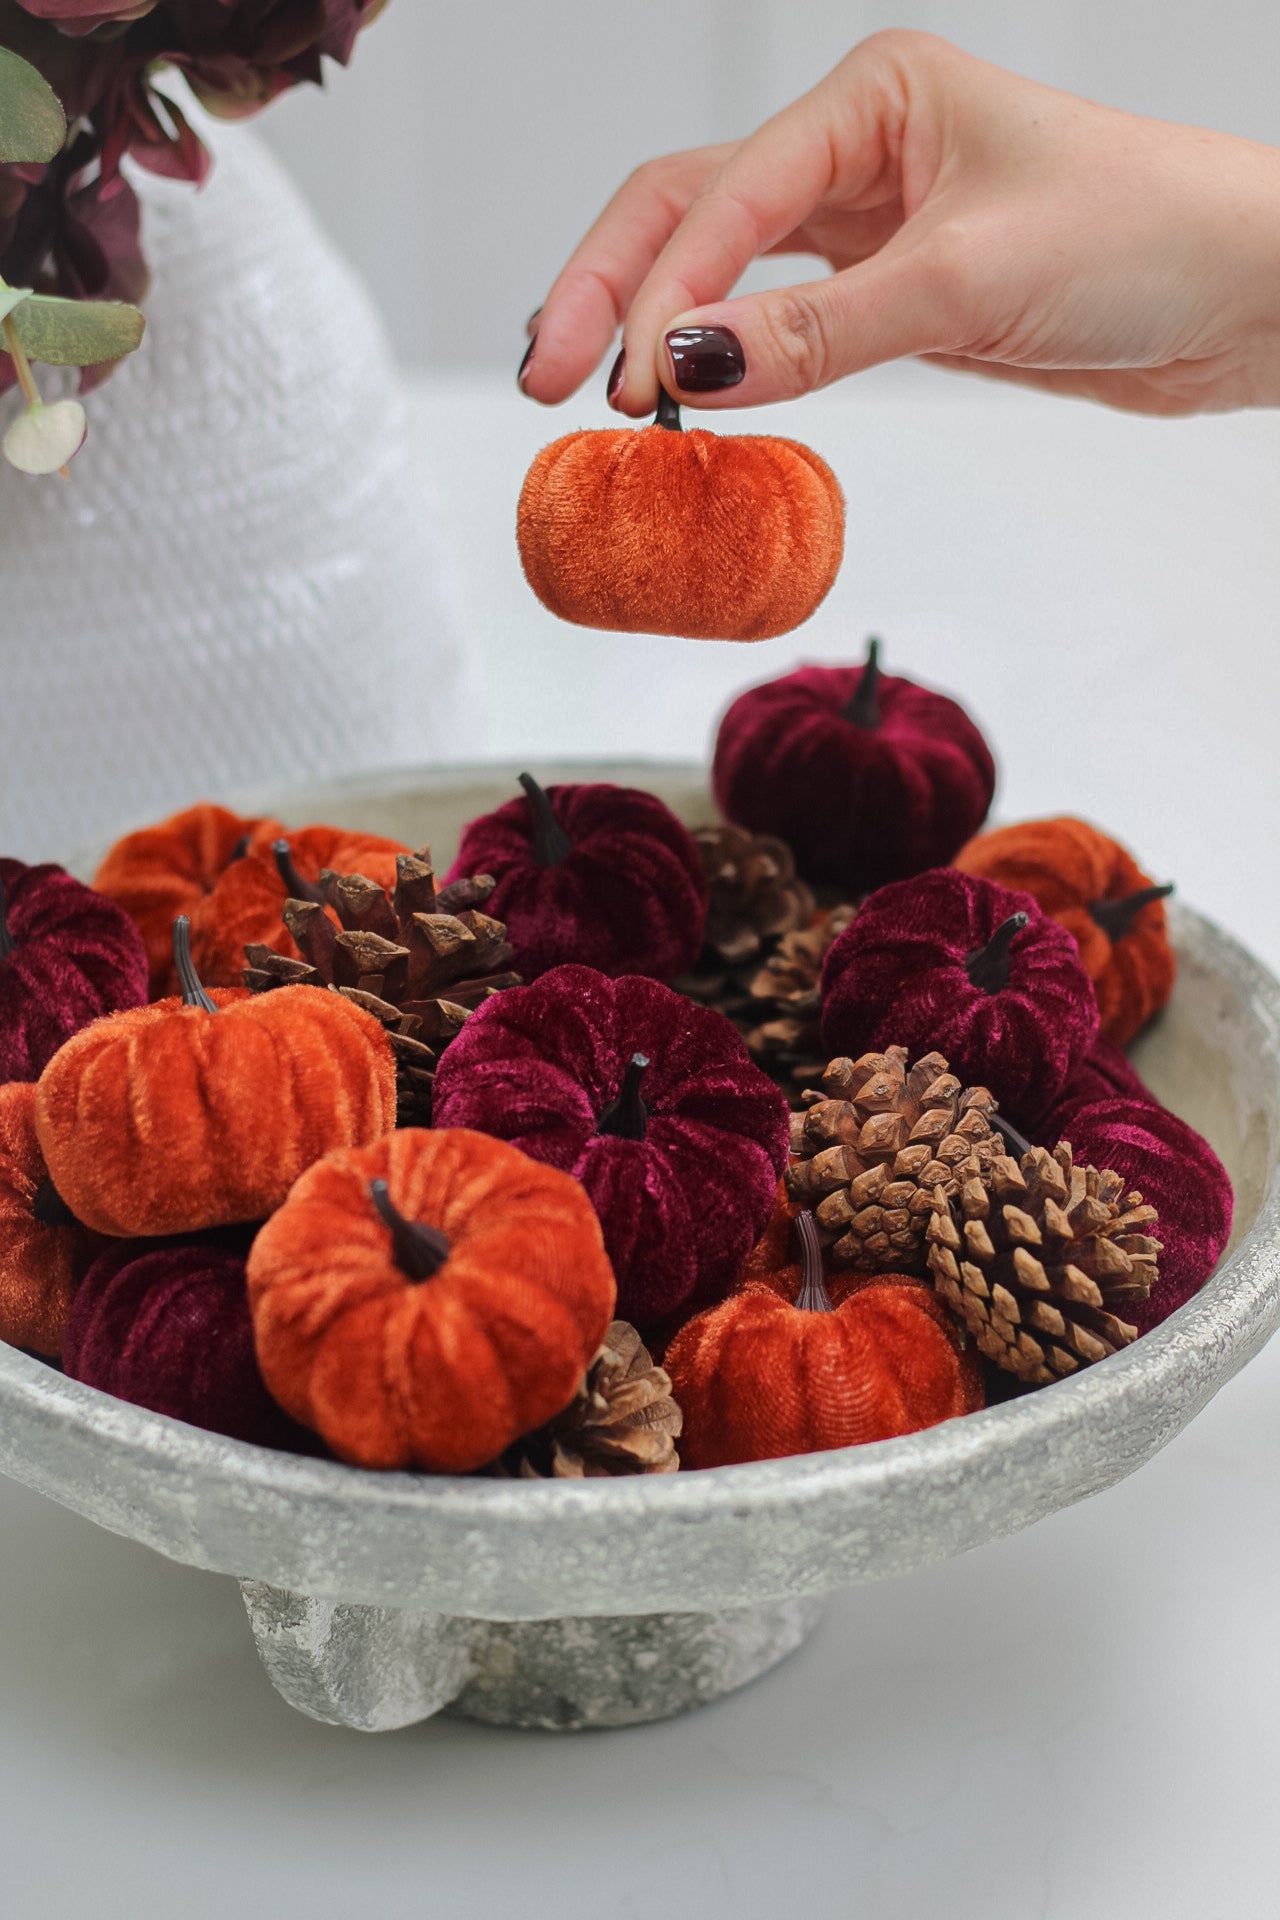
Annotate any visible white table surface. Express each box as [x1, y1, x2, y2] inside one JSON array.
[[3, 366, 1280, 1920]]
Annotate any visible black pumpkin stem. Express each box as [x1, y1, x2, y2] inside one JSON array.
[[273, 839, 327, 906], [0, 876, 12, 961], [229, 832, 252, 863], [654, 389, 682, 432], [518, 772, 573, 868], [966, 912, 1028, 994], [597, 1053, 650, 1141], [841, 636, 883, 729], [370, 1179, 451, 1282], [1089, 883, 1174, 942], [992, 1112, 1035, 1161], [794, 1210, 833, 1313], [32, 1177, 76, 1229], [173, 916, 219, 1014]]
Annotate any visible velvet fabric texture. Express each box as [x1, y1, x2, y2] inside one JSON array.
[[0, 1080, 96, 1358], [247, 1128, 617, 1472], [517, 415, 844, 641], [712, 657, 996, 894], [1033, 1093, 1233, 1336], [955, 817, 1175, 1045], [63, 1238, 309, 1450], [446, 779, 709, 983], [431, 965, 790, 1328], [36, 983, 397, 1238], [820, 869, 1099, 1130], [1063, 1036, 1153, 1107], [0, 857, 150, 1083], [189, 823, 410, 988], [94, 803, 284, 998]]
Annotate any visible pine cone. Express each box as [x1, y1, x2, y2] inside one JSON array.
[[243, 851, 521, 1125], [786, 1046, 1004, 1270], [695, 824, 815, 967], [926, 1141, 1160, 1384], [487, 1322, 683, 1478]]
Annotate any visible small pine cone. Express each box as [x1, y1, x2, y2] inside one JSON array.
[[487, 1322, 683, 1478], [926, 1140, 1161, 1385], [695, 824, 815, 967], [786, 1046, 1004, 1271], [741, 901, 857, 1097]]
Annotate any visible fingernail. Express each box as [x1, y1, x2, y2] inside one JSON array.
[[606, 346, 626, 405], [665, 325, 746, 393], [517, 336, 536, 391], [526, 306, 542, 336]]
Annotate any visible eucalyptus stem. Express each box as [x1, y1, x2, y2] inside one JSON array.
[[1, 310, 40, 411]]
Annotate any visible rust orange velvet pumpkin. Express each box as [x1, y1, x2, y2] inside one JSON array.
[[955, 817, 1174, 1046], [247, 1127, 618, 1472], [665, 1207, 983, 1468], [35, 918, 397, 1238], [0, 1080, 101, 1358], [517, 394, 844, 642], [94, 802, 284, 997]]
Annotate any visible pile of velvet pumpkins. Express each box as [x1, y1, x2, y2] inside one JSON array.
[[0, 642, 1234, 1476]]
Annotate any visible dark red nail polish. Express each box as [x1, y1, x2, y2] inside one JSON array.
[[607, 347, 626, 403], [665, 325, 746, 392], [517, 336, 536, 390]]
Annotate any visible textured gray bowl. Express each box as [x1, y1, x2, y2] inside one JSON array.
[[3, 763, 1278, 1733]]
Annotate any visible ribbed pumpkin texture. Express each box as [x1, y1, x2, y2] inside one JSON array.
[[0, 857, 150, 1082], [0, 1080, 93, 1357], [517, 408, 844, 642], [247, 1128, 618, 1472]]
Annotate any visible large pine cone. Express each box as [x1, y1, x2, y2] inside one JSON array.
[[486, 1322, 682, 1478]]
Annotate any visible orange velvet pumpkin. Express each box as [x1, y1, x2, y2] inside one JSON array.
[[0, 1080, 100, 1357], [955, 817, 1175, 1046], [94, 802, 284, 998], [665, 1205, 983, 1468], [35, 918, 397, 1239], [189, 824, 411, 988], [247, 1127, 618, 1472], [517, 394, 844, 642]]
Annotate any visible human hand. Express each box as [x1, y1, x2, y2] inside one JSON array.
[[519, 31, 1280, 418]]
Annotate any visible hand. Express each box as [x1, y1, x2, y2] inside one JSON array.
[[519, 31, 1280, 418]]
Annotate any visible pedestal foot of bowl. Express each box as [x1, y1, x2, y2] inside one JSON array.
[[240, 1581, 826, 1732]]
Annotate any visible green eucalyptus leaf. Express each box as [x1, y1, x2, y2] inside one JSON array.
[[10, 295, 146, 368], [0, 286, 34, 327], [0, 49, 67, 166]]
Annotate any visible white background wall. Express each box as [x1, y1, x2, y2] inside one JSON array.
[[258, 2, 1280, 374]]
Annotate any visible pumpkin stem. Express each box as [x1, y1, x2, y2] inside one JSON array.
[[370, 1179, 451, 1282], [840, 636, 883, 729], [32, 1177, 76, 1229], [272, 839, 327, 906], [793, 1211, 833, 1312], [992, 1112, 1035, 1161], [965, 911, 1028, 994], [654, 389, 683, 432], [0, 875, 12, 960], [597, 1053, 650, 1141], [518, 773, 573, 867], [172, 916, 219, 1013], [229, 832, 252, 863], [1088, 882, 1174, 942]]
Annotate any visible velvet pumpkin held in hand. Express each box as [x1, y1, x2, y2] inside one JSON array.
[[518, 393, 844, 642], [712, 640, 997, 895], [955, 817, 1175, 1046], [431, 964, 790, 1328], [0, 1081, 100, 1358], [447, 774, 708, 983], [35, 918, 397, 1239], [247, 1128, 617, 1472], [665, 1209, 983, 1469], [0, 858, 149, 1084], [93, 802, 284, 998], [820, 869, 1099, 1132]]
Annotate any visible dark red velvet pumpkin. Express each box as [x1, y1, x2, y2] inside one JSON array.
[[430, 964, 790, 1327], [0, 857, 150, 1084], [445, 775, 708, 983], [712, 640, 997, 894], [1061, 1036, 1153, 1108], [820, 868, 1099, 1130]]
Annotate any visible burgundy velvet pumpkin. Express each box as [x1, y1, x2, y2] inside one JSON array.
[[62, 1236, 311, 1450], [0, 857, 150, 1084], [446, 775, 708, 983], [430, 964, 790, 1327], [712, 640, 996, 894], [1033, 1093, 1233, 1336], [1061, 1036, 1153, 1107], [820, 868, 1099, 1130]]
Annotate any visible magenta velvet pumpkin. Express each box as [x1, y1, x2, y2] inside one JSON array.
[[430, 963, 789, 1327], [1060, 1036, 1153, 1107], [446, 775, 708, 983], [712, 641, 996, 894], [820, 868, 1099, 1129], [1032, 1093, 1233, 1336], [0, 858, 149, 1084]]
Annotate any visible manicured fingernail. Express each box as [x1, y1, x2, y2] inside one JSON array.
[[526, 306, 542, 336], [517, 336, 536, 391], [606, 347, 626, 405], [665, 325, 746, 392]]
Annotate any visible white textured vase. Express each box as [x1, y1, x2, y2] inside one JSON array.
[[0, 124, 465, 860]]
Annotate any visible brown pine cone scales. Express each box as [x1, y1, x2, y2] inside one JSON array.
[[926, 1142, 1160, 1384], [486, 1322, 683, 1478], [695, 824, 815, 967], [786, 1046, 1004, 1269]]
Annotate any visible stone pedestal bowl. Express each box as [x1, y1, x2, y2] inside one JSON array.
[[2, 764, 1277, 1733]]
